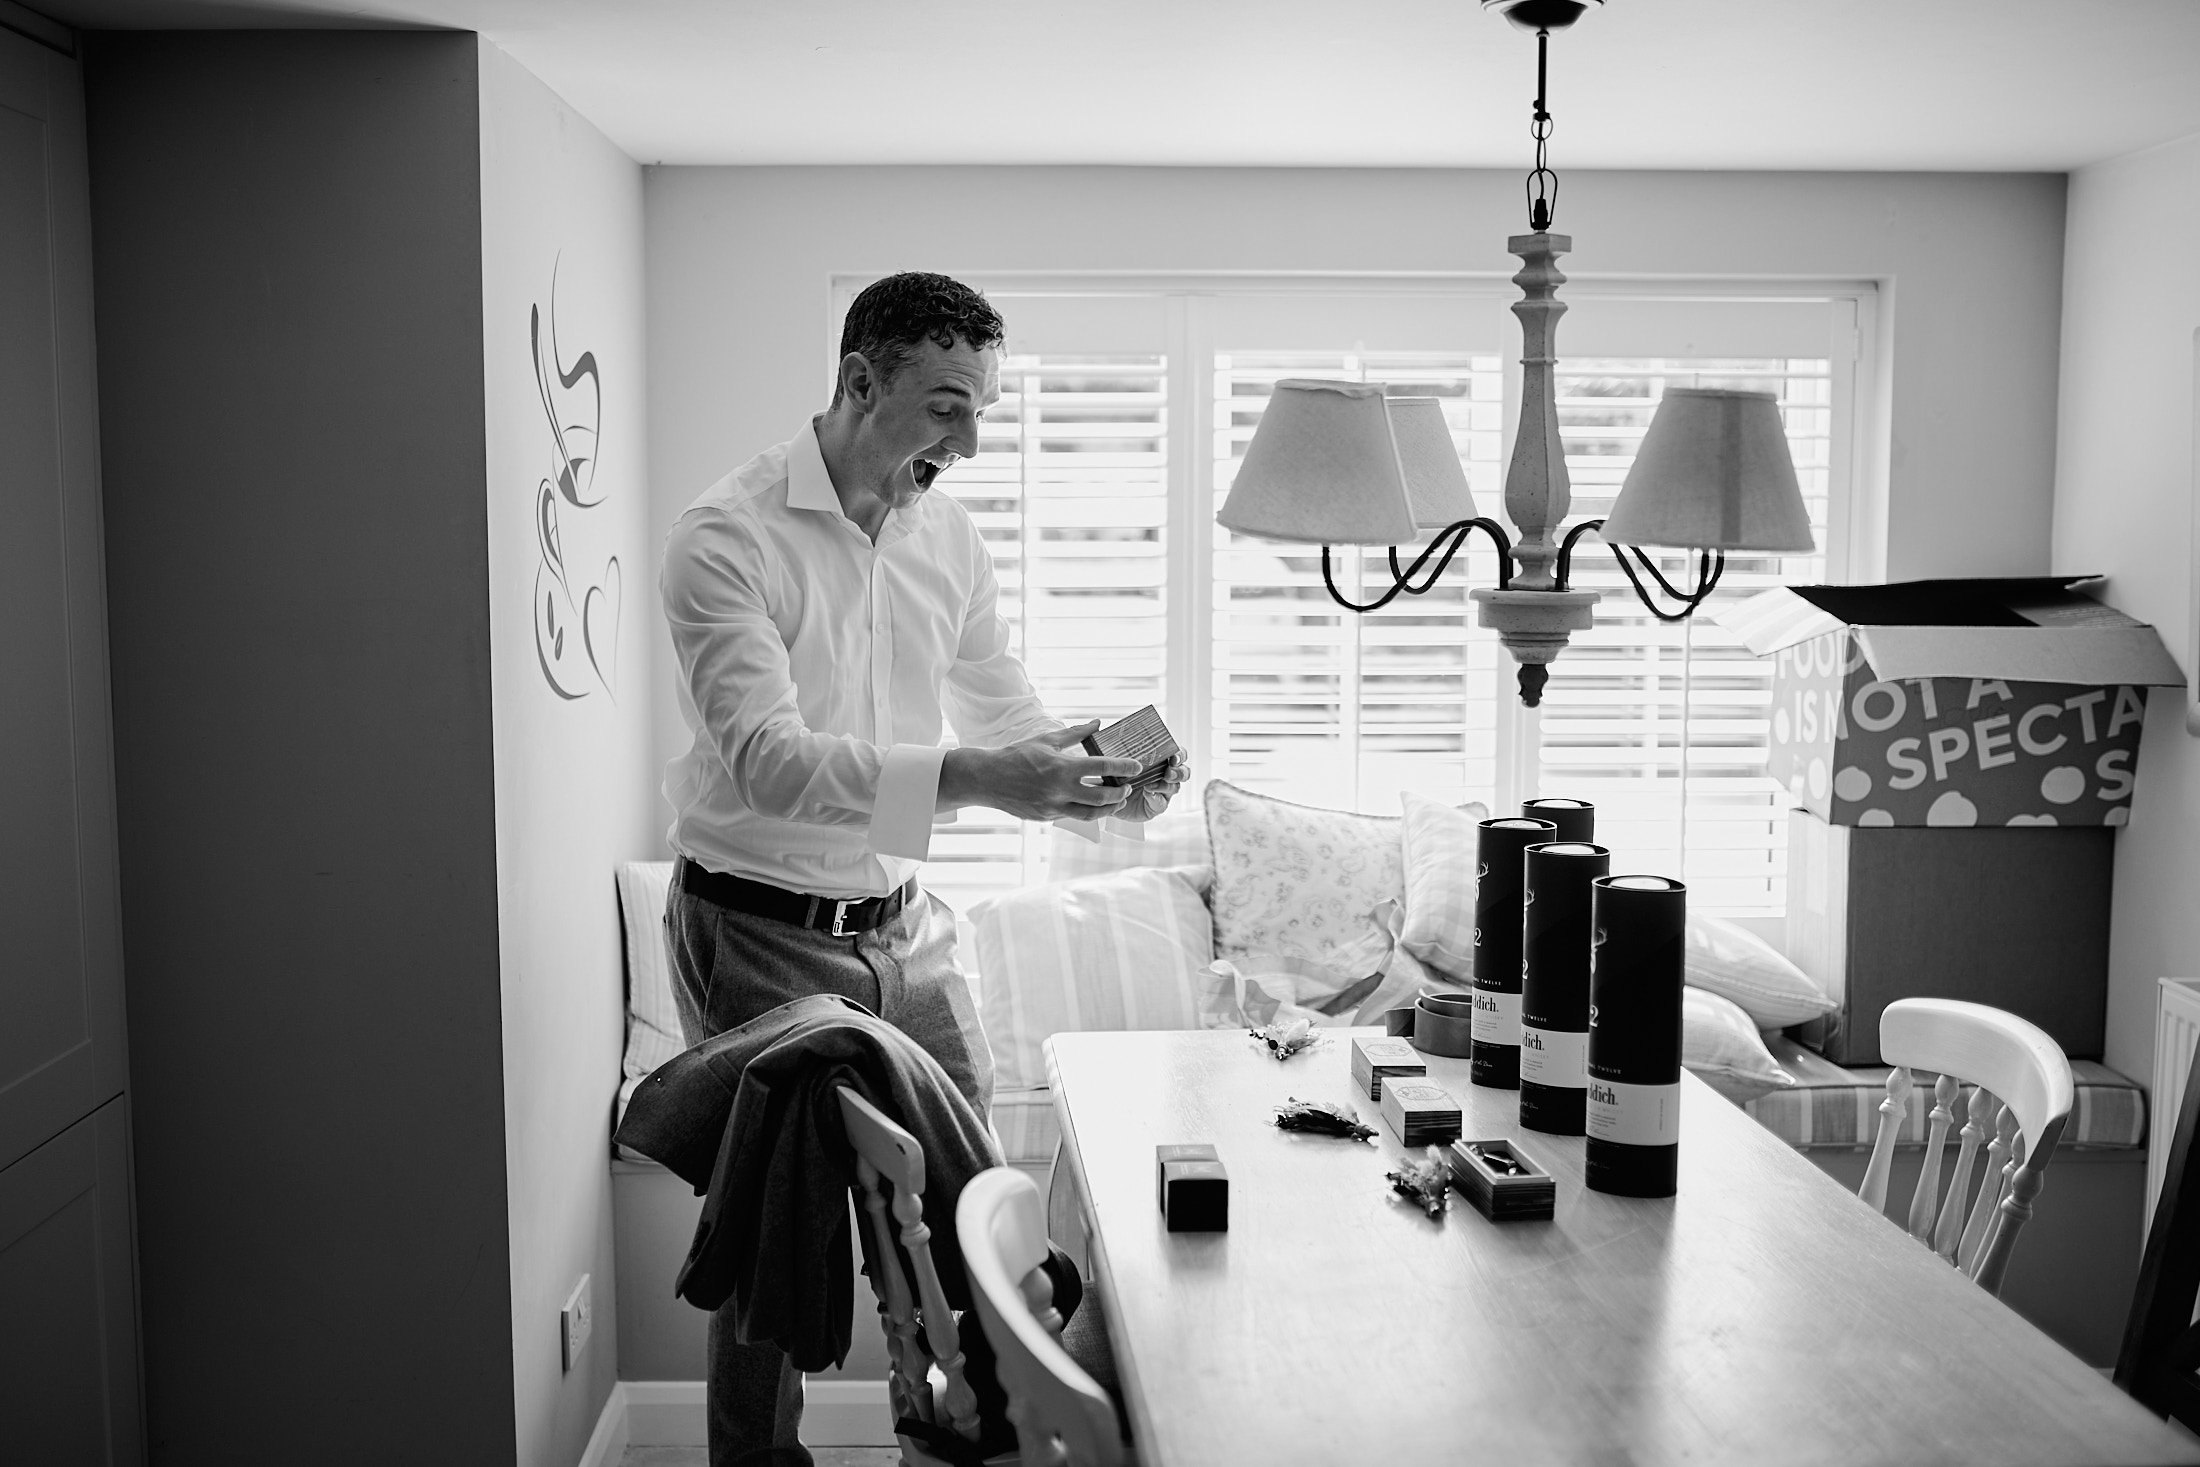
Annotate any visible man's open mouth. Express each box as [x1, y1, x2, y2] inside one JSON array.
[[910, 456, 949, 490]]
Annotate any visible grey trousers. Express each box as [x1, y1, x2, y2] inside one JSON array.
[[665, 864, 994, 1467]]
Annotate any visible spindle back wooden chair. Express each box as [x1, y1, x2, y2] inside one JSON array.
[[956, 1167, 1128, 1467], [836, 1086, 988, 1467], [1858, 998, 2073, 1296], [2115, 1033, 2200, 1428]]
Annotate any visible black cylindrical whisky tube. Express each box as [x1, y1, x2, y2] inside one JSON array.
[[1585, 875, 1686, 1197], [1518, 841, 1610, 1135], [1522, 798, 1596, 844], [1471, 817, 1556, 1089]]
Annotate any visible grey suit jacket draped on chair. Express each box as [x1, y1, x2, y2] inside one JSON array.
[[613, 993, 1003, 1371]]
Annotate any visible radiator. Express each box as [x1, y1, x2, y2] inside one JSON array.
[[2149, 976, 2200, 1236]]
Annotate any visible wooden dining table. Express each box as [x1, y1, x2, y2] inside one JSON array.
[[1045, 1027, 2200, 1467]]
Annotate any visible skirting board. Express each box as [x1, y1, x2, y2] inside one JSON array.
[[581, 1378, 896, 1463]]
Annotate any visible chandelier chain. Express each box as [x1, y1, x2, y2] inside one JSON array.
[[1526, 26, 1557, 231]]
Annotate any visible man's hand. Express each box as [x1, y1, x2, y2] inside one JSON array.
[[1114, 750, 1191, 823], [938, 723, 1142, 822]]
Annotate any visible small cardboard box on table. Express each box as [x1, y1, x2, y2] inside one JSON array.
[[1720, 577, 2183, 1064]]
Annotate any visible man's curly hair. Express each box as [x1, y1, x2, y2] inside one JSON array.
[[833, 272, 1006, 405]]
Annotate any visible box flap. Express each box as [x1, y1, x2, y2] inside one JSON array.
[[1719, 576, 2163, 660], [1718, 587, 1853, 656], [1852, 625, 2185, 686]]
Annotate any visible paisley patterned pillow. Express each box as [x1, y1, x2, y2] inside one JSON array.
[[1204, 779, 1404, 986]]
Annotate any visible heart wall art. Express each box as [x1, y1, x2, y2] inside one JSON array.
[[530, 257, 621, 702]]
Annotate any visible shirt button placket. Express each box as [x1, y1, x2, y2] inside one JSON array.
[[872, 562, 891, 739]]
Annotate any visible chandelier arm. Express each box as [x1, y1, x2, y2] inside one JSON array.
[[1325, 515, 1521, 614], [1394, 517, 1518, 594], [1554, 517, 1604, 590], [1609, 545, 1728, 624], [1609, 546, 1695, 624], [1466, 517, 1517, 591], [1387, 521, 1471, 593], [1626, 544, 1707, 603], [1321, 545, 1417, 614], [1700, 549, 1727, 599]]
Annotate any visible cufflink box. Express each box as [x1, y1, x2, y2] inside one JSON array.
[[1447, 1138, 1556, 1221], [1381, 1080, 1464, 1147], [1157, 1143, 1229, 1232], [1084, 704, 1180, 790], [1350, 1037, 1426, 1102]]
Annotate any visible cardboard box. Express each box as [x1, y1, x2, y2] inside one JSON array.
[[1721, 577, 2182, 828], [1785, 810, 2114, 1064]]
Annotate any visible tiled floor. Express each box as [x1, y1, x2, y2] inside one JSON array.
[[619, 1447, 901, 1466]]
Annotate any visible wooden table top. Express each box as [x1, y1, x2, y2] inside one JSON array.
[[1045, 1028, 2200, 1467]]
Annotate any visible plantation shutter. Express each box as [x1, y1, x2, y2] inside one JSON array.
[[921, 294, 1172, 906], [1207, 293, 1505, 814], [1536, 297, 1839, 915]]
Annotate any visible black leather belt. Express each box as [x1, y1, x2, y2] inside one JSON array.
[[677, 857, 916, 937]]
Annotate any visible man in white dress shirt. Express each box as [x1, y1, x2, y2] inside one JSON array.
[[660, 272, 1184, 1465]]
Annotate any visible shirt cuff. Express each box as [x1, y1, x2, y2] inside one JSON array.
[[870, 744, 948, 862]]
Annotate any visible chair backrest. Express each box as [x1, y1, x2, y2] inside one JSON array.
[[1858, 998, 2074, 1296], [956, 1168, 1124, 1467], [836, 1087, 981, 1448], [2115, 1033, 2200, 1428]]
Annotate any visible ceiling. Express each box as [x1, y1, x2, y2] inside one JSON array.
[[27, 0, 2200, 171]]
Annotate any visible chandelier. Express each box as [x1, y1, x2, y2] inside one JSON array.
[[1217, 0, 1815, 705]]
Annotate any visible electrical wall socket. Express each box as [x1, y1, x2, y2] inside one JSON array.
[[560, 1274, 593, 1372]]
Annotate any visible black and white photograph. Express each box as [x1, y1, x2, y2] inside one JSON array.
[[7, 2, 2200, 1464]]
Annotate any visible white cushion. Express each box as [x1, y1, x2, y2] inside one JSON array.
[[1206, 908, 1441, 1032], [1397, 792, 1491, 984], [1204, 779, 1404, 986], [1047, 808, 1213, 884], [616, 860, 684, 1112], [1684, 986, 1798, 1103], [1685, 915, 1835, 1030], [968, 864, 1214, 1092]]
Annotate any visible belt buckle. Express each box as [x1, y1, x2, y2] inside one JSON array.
[[830, 899, 854, 938]]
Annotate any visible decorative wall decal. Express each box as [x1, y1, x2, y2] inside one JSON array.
[[584, 557, 622, 694], [530, 258, 619, 701], [535, 267, 602, 508]]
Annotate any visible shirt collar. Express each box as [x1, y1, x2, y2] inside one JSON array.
[[786, 419, 843, 516], [788, 416, 920, 546]]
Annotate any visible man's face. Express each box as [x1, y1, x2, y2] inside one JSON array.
[[860, 337, 1001, 512]]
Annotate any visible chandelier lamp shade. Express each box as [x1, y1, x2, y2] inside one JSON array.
[[1215, 0, 1815, 706], [1598, 389, 1815, 554], [1217, 382, 1485, 544]]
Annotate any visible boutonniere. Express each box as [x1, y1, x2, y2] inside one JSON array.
[[1249, 1016, 1317, 1060], [1386, 1145, 1451, 1219], [1272, 1097, 1376, 1141]]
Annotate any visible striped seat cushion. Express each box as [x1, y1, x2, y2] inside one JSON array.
[[1744, 1034, 2144, 1151], [968, 863, 1215, 1094], [993, 1087, 1063, 1167]]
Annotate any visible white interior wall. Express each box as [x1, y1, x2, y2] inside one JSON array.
[[2052, 129, 2200, 1086], [643, 165, 2069, 811], [479, 39, 654, 1466]]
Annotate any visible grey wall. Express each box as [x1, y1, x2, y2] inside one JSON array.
[[2052, 128, 2200, 1086], [477, 36, 652, 1462], [86, 32, 516, 1463]]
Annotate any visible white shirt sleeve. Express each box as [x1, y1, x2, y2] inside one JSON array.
[[942, 514, 1064, 750], [661, 509, 943, 860]]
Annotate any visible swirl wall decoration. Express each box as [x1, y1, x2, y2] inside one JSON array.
[[530, 258, 620, 701]]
